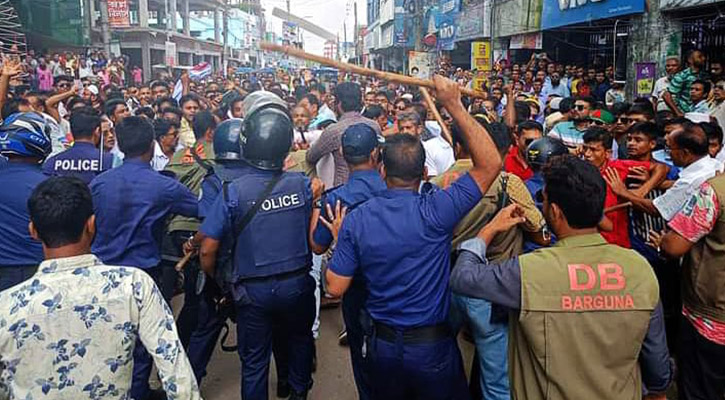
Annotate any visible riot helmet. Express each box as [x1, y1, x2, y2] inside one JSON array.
[[526, 137, 568, 171], [213, 118, 243, 161], [241, 102, 293, 171]]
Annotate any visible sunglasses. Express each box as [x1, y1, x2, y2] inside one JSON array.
[[617, 117, 632, 124], [717, 85, 725, 90], [590, 120, 605, 126], [57, 83, 71, 88], [574, 104, 586, 111]]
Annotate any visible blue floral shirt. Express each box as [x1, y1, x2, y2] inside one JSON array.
[[0, 254, 201, 400]]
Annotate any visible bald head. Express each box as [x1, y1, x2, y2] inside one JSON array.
[[292, 105, 311, 131]]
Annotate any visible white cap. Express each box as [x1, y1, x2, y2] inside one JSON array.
[[685, 112, 711, 124], [86, 85, 99, 95], [549, 97, 563, 111]]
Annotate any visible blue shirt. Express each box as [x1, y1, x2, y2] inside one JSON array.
[[0, 163, 46, 266], [90, 158, 198, 269], [329, 172, 483, 328], [312, 169, 386, 248], [42, 142, 114, 184]]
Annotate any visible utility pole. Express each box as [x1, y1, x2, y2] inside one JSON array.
[[489, 0, 495, 70], [99, 0, 112, 56], [354, 2, 358, 60]]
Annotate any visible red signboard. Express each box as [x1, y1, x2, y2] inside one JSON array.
[[107, 0, 130, 28]]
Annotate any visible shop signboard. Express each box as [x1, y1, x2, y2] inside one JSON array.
[[436, 0, 460, 51], [661, 0, 722, 8], [107, 0, 130, 28], [456, 1, 490, 42], [408, 51, 436, 78], [541, 0, 645, 29], [635, 62, 656, 98], [509, 32, 543, 49], [165, 41, 177, 67], [471, 41, 491, 71]]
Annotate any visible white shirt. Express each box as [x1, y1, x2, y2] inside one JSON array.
[[151, 141, 170, 171], [652, 76, 671, 112], [422, 136, 455, 177], [294, 129, 322, 147], [653, 156, 724, 221]]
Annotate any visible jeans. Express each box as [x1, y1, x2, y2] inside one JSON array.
[[450, 294, 510, 400], [0, 265, 38, 292]]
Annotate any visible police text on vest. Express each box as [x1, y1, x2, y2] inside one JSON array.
[[55, 159, 100, 172], [261, 194, 301, 211]]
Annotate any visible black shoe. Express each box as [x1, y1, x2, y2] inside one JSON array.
[[288, 389, 308, 400], [148, 389, 167, 400], [277, 380, 291, 398]]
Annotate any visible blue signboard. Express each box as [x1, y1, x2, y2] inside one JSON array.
[[436, 0, 460, 50], [541, 0, 645, 29]]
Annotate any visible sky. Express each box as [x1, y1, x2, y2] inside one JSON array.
[[263, 0, 366, 56]]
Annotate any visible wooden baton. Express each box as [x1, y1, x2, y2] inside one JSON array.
[[418, 87, 453, 146], [259, 42, 488, 99], [175, 252, 194, 272]]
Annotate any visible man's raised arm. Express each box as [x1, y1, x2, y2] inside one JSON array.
[[434, 75, 502, 194]]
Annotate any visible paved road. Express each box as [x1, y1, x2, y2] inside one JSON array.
[[198, 306, 360, 399]]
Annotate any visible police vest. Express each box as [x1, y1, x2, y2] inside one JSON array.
[[227, 170, 312, 279], [510, 233, 658, 400], [682, 174, 725, 323]]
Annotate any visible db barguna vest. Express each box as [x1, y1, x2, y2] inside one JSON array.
[[511, 234, 659, 400], [682, 173, 725, 323], [228, 170, 312, 279]]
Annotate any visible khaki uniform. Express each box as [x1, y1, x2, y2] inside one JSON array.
[[682, 174, 725, 323], [285, 149, 317, 177], [165, 141, 214, 233], [511, 234, 659, 400], [432, 159, 544, 260]]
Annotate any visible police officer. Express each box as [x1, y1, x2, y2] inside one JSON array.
[[89, 116, 199, 400], [43, 107, 113, 184], [324, 75, 503, 399], [185, 118, 291, 397], [0, 112, 50, 291], [450, 154, 673, 400], [308, 123, 386, 400], [523, 136, 568, 211], [199, 94, 322, 400], [163, 110, 217, 343]]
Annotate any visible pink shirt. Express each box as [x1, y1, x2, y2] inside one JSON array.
[[37, 67, 53, 91]]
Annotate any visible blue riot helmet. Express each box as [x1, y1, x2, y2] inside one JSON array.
[[0, 112, 51, 161], [213, 118, 244, 161]]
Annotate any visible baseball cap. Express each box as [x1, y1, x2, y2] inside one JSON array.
[[548, 97, 563, 111], [86, 85, 99, 96], [342, 123, 380, 162], [589, 109, 615, 124]]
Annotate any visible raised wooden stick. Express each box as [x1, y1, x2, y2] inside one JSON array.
[[175, 252, 194, 272], [260, 42, 488, 99], [419, 87, 453, 146]]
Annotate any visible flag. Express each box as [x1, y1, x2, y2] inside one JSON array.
[[190, 62, 212, 80], [172, 79, 183, 102]]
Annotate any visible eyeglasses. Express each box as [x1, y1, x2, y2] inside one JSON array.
[[57, 83, 71, 88]]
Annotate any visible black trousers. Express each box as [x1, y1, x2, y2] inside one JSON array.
[[678, 316, 725, 400]]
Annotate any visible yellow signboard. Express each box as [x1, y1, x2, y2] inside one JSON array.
[[471, 41, 491, 71]]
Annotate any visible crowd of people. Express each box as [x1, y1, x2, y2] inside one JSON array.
[[0, 43, 724, 400]]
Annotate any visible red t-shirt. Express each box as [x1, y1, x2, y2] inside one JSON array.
[[504, 146, 533, 181], [600, 159, 650, 248]]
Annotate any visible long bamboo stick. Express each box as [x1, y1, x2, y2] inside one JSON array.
[[419, 87, 453, 146], [260, 42, 488, 99]]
